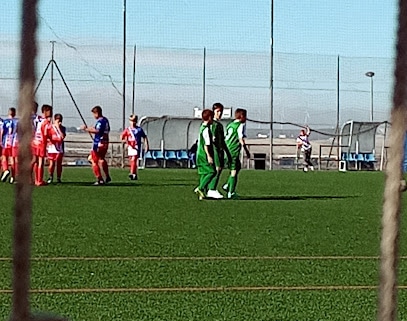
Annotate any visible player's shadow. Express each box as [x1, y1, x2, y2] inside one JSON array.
[[234, 195, 358, 201], [59, 181, 193, 187]]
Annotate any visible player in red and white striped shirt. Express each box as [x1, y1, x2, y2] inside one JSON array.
[[47, 113, 66, 184], [120, 114, 149, 180]]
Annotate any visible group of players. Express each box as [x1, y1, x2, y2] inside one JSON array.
[[0, 102, 150, 186], [0, 102, 66, 185], [194, 103, 250, 200]]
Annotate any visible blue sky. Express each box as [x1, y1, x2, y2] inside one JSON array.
[[0, 0, 399, 128], [0, 0, 398, 56]]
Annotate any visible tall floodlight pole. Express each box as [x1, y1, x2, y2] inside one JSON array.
[[50, 41, 55, 107], [365, 71, 375, 122], [122, 0, 127, 131], [336, 55, 340, 164], [132, 44, 137, 115], [202, 47, 206, 109], [269, 0, 274, 170]]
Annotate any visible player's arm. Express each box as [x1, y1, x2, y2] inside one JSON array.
[[306, 126, 311, 136], [82, 126, 98, 134], [203, 127, 213, 164], [296, 137, 302, 149], [142, 136, 149, 152], [238, 124, 250, 158], [120, 129, 127, 142], [219, 126, 232, 161], [59, 124, 66, 140]]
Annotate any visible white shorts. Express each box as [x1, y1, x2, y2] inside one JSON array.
[[47, 144, 62, 154], [127, 146, 139, 157]]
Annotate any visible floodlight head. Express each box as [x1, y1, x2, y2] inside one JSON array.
[[365, 71, 375, 77]]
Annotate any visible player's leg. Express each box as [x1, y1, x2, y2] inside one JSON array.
[[302, 150, 309, 172], [91, 150, 103, 184], [99, 146, 111, 183], [11, 147, 18, 183], [36, 157, 44, 185], [207, 149, 224, 197], [201, 166, 216, 193], [47, 153, 56, 184], [307, 148, 314, 170], [1, 150, 10, 182], [56, 153, 63, 183], [9, 156, 15, 183], [227, 158, 241, 198], [129, 156, 138, 180]]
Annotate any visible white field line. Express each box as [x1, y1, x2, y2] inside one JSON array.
[[0, 255, 399, 262], [0, 285, 401, 294]]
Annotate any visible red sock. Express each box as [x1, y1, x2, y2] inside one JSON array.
[[32, 163, 38, 184], [2, 158, 8, 172], [130, 159, 136, 174], [11, 163, 16, 177], [37, 165, 44, 183], [49, 162, 55, 176], [92, 164, 102, 180]]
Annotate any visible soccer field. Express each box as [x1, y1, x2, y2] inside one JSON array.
[[1, 168, 407, 320]]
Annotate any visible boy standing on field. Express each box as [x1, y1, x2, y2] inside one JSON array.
[[194, 109, 216, 200], [296, 126, 314, 172], [81, 106, 111, 185], [207, 102, 231, 199], [222, 108, 250, 199], [120, 114, 149, 181], [32, 104, 53, 186], [1, 107, 18, 184], [47, 113, 66, 184]]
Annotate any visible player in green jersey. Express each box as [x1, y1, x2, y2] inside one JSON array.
[[194, 109, 217, 200], [222, 108, 250, 199], [207, 103, 232, 199]]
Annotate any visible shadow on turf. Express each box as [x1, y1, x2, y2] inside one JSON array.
[[60, 181, 193, 187], [235, 195, 358, 201]]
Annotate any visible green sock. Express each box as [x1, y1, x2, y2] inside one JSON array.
[[208, 170, 221, 190], [200, 172, 215, 192], [228, 175, 237, 194]]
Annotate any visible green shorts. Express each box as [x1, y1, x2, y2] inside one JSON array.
[[226, 156, 241, 171], [214, 149, 225, 168], [197, 162, 216, 175]]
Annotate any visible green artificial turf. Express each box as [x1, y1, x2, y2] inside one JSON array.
[[0, 168, 405, 320]]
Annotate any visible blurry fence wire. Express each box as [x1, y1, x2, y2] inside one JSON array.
[[0, 41, 394, 131]]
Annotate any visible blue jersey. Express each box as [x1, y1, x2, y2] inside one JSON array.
[[93, 116, 110, 151], [2, 118, 18, 148]]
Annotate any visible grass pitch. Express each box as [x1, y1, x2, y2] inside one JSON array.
[[0, 168, 406, 320]]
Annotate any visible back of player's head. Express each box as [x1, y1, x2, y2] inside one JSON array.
[[234, 108, 247, 120], [9, 107, 16, 117], [32, 101, 39, 113], [129, 114, 138, 123], [54, 113, 63, 122], [41, 104, 53, 118], [212, 102, 224, 112], [41, 104, 52, 113], [91, 106, 102, 116], [201, 109, 214, 122]]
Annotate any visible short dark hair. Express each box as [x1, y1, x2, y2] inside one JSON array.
[[234, 108, 247, 120], [91, 106, 102, 115], [54, 113, 63, 121], [41, 104, 53, 113], [212, 102, 224, 111], [201, 109, 214, 121], [32, 101, 39, 113]]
